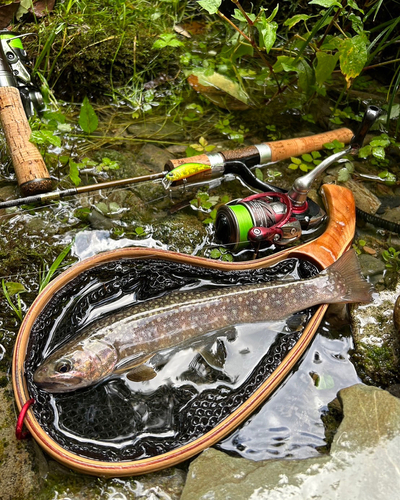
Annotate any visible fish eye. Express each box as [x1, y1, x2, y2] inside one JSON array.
[[54, 359, 72, 374]]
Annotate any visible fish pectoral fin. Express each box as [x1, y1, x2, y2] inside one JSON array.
[[126, 364, 158, 382], [198, 338, 227, 370]]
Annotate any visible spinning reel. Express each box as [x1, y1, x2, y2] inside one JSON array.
[[164, 105, 381, 252], [214, 105, 382, 251]]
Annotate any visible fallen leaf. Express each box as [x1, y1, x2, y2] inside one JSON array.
[[187, 70, 250, 111], [0, 2, 19, 29], [32, 0, 56, 17]]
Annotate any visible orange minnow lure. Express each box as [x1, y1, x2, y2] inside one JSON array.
[[162, 163, 211, 188]]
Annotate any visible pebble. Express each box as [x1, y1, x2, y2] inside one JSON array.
[[363, 246, 377, 256]]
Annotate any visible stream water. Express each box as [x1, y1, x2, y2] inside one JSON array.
[[0, 73, 398, 500]]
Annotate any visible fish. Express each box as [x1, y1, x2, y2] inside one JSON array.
[[33, 250, 372, 393]]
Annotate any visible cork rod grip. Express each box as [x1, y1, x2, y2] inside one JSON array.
[[266, 128, 353, 162], [166, 127, 354, 171], [0, 86, 52, 195]]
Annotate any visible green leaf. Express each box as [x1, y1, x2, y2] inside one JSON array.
[[79, 97, 99, 134], [372, 146, 385, 160], [358, 145, 372, 158], [255, 168, 263, 180], [221, 253, 233, 262], [338, 35, 368, 82], [210, 248, 221, 259], [39, 241, 74, 293], [315, 52, 339, 86], [255, 8, 279, 53], [274, 56, 314, 94], [284, 14, 310, 29], [309, 0, 341, 7], [189, 69, 249, 104], [291, 156, 302, 164], [152, 33, 184, 49], [69, 160, 81, 186], [30, 130, 61, 147], [4, 282, 26, 296], [302, 153, 313, 162], [347, 0, 364, 13], [197, 0, 222, 14], [232, 9, 256, 22], [370, 137, 390, 148]]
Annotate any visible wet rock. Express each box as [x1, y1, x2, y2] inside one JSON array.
[[152, 213, 207, 254], [0, 378, 39, 500], [357, 253, 386, 279], [343, 179, 381, 214], [381, 205, 400, 224], [128, 121, 184, 141], [88, 208, 116, 230], [136, 143, 176, 173], [350, 279, 400, 386], [181, 384, 400, 500], [34, 461, 186, 499], [0, 184, 18, 202]]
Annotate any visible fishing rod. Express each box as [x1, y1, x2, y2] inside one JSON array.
[[0, 127, 355, 210], [0, 31, 51, 196], [0, 172, 165, 209]]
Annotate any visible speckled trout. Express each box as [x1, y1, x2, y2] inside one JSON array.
[[33, 250, 372, 393]]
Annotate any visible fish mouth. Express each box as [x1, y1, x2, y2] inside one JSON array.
[[33, 373, 85, 393]]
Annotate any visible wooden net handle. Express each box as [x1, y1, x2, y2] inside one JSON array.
[[0, 86, 52, 195]]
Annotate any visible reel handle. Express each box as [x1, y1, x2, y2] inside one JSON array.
[[165, 128, 354, 175], [0, 86, 52, 195]]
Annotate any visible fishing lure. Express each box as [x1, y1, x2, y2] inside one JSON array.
[[162, 162, 212, 189]]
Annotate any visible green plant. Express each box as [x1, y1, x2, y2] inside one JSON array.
[[215, 117, 249, 144], [39, 241, 74, 293], [289, 151, 322, 172], [208, 246, 233, 262], [358, 134, 394, 164], [190, 191, 230, 224], [382, 247, 400, 273], [193, 0, 400, 121], [185, 136, 216, 157], [352, 239, 367, 256], [152, 33, 185, 50], [1, 280, 26, 321], [79, 97, 99, 134]]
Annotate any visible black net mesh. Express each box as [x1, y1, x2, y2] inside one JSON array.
[[24, 256, 318, 462]]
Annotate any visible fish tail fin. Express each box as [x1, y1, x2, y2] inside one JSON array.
[[325, 249, 373, 304]]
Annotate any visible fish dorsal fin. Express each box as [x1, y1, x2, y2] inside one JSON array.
[[126, 364, 158, 382]]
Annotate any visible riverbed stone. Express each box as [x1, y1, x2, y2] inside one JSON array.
[[357, 253, 386, 278], [136, 143, 176, 172], [350, 279, 400, 386], [127, 120, 184, 141], [181, 384, 400, 500], [343, 179, 381, 214]]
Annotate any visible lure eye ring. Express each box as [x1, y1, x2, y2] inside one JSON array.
[[54, 359, 72, 374]]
